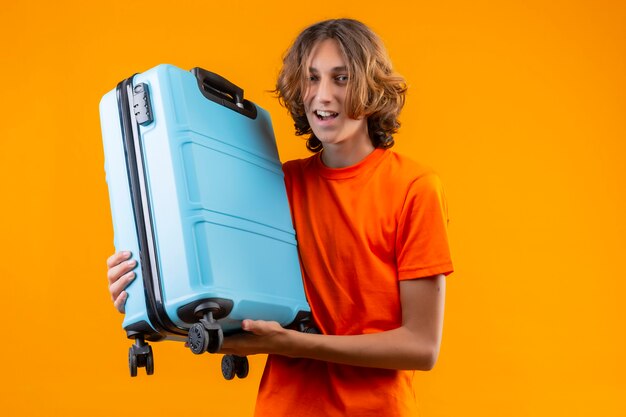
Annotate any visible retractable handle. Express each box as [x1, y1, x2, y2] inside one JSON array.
[[191, 67, 244, 108]]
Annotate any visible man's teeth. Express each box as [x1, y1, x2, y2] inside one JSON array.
[[316, 110, 338, 118]]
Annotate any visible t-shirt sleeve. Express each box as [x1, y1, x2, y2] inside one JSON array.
[[396, 172, 454, 280]]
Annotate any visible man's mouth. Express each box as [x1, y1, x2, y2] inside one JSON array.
[[314, 110, 339, 121]]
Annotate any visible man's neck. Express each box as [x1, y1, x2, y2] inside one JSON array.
[[320, 137, 375, 169]]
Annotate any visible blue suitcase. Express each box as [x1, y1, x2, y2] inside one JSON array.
[[99, 64, 312, 379]]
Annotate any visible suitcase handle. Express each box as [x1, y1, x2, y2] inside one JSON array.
[[191, 67, 257, 119], [191, 67, 245, 106]]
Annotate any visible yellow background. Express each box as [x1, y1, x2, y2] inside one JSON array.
[[1, 0, 624, 415]]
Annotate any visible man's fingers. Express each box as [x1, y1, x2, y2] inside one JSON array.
[[241, 319, 254, 332], [109, 271, 136, 301], [242, 320, 281, 336], [106, 251, 131, 268], [107, 258, 137, 285], [241, 319, 266, 334], [113, 291, 128, 314], [106, 251, 133, 314]]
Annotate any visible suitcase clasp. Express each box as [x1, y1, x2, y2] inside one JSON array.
[[133, 83, 153, 126]]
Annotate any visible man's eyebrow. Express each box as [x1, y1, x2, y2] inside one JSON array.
[[308, 66, 349, 73]]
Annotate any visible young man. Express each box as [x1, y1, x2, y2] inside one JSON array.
[[107, 19, 453, 416]]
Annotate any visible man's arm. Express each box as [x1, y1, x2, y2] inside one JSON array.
[[220, 274, 446, 371]]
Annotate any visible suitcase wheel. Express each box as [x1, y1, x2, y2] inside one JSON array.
[[188, 323, 210, 355], [188, 322, 224, 355], [234, 355, 249, 379], [188, 308, 224, 355], [207, 327, 224, 354], [221, 355, 249, 380], [145, 345, 155, 375], [128, 347, 138, 377], [128, 338, 154, 377]]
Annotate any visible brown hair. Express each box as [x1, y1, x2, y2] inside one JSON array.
[[275, 19, 407, 152]]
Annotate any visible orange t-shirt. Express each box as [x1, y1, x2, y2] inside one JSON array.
[[254, 148, 453, 417]]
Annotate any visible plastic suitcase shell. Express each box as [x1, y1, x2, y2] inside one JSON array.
[[99, 64, 311, 377]]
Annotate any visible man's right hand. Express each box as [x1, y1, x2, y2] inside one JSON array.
[[106, 251, 137, 314]]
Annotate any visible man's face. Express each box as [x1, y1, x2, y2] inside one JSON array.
[[303, 38, 369, 150]]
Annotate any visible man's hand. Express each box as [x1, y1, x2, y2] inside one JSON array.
[[106, 251, 137, 313], [220, 319, 291, 357]]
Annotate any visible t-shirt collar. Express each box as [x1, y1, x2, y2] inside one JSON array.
[[315, 148, 388, 180]]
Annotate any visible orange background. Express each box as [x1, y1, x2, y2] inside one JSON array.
[[1, 0, 624, 415]]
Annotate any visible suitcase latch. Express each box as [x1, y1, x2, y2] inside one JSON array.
[[133, 83, 153, 126]]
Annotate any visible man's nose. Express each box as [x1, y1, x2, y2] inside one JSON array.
[[315, 77, 332, 103]]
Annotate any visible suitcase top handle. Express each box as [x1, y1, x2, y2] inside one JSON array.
[[191, 67, 257, 119]]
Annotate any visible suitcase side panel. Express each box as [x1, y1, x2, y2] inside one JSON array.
[[135, 65, 309, 330], [181, 139, 308, 326], [192, 218, 309, 329], [132, 67, 192, 329], [99, 90, 156, 335], [181, 139, 294, 238]]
